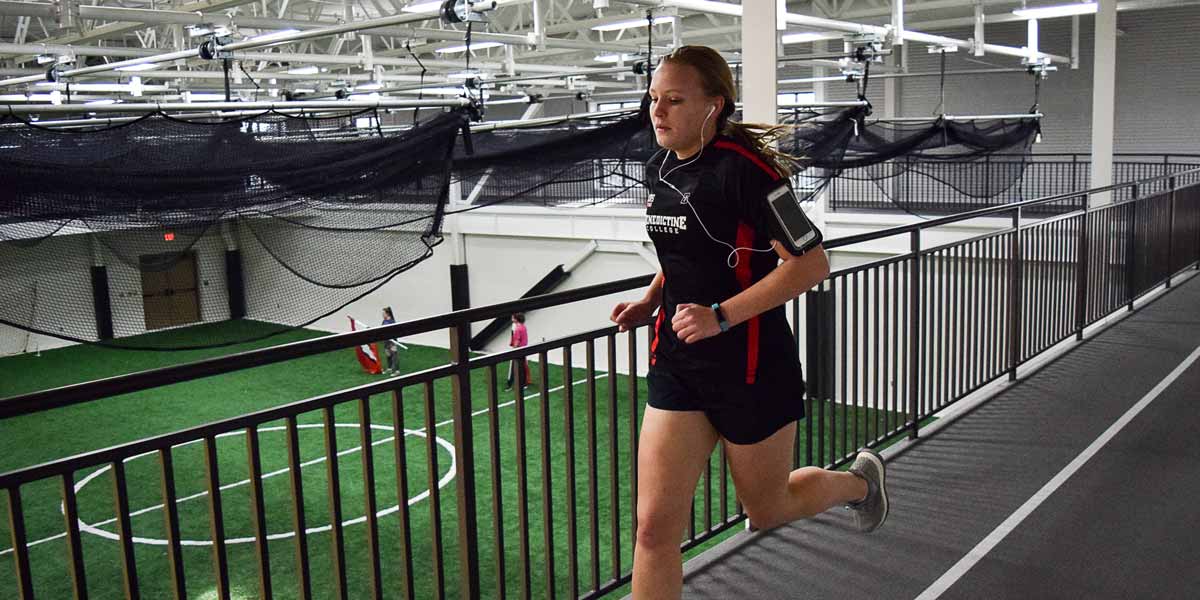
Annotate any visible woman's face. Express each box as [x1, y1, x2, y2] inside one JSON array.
[[648, 62, 722, 157]]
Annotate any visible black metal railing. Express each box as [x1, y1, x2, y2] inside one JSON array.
[[828, 153, 1200, 214], [3, 168, 1199, 599]]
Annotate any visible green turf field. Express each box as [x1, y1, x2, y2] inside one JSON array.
[[0, 320, 913, 599]]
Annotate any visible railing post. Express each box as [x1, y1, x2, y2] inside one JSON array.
[[1076, 196, 1090, 341], [1163, 155, 1171, 193], [1167, 176, 1177, 287], [1008, 207, 1023, 381], [448, 322, 481, 599], [1127, 184, 1139, 311], [1072, 154, 1080, 193], [907, 229, 922, 440], [804, 285, 822, 463]]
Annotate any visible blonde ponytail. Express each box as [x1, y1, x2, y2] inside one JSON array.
[[721, 120, 801, 178]]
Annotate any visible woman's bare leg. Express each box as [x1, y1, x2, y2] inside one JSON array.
[[631, 407, 719, 599], [723, 423, 868, 530]]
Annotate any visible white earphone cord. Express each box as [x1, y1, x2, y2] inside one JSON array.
[[654, 103, 776, 268]]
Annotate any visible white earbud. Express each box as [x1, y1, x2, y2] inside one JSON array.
[[707, 105, 716, 117]]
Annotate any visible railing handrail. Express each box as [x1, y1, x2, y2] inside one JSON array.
[[826, 166, 1200, 249], [3, 165, 1199, 420]]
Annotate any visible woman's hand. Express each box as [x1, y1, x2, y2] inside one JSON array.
[[610, 299, 657, 332], [672, 303, 721, 344]]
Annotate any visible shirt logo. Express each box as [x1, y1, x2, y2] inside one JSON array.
[[646, 193, 655, 208], [646, 214, 688, 235]]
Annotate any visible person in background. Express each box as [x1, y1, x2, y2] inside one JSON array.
[[505, 312, 530, 391], [381, 306, 400, 375]]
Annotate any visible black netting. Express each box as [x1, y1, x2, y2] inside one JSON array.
[[452, 111, 659, 209], [0, 108, 464, 350], [0, 102, 1039, 352]]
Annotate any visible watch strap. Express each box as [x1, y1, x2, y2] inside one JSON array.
[[711, 303, 730, 332]]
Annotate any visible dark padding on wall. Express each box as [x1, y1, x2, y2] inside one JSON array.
[[450, 263, 470, 311], [225, 250, 246, 320], [90, 265, 114, 340]]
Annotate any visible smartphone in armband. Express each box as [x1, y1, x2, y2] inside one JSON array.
[[765, 183, 822, 255]]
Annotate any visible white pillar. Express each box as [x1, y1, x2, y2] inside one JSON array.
[[741, 0, 777, 125], [1089, 0, 1117, 205]]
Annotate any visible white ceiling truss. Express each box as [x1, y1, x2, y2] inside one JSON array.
[[0, 0, 1194, 106]]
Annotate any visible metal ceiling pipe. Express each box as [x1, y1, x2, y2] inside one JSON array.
[[0, 0, 530, 87], [4, 97, 473, 115], [621, 0, 1069, 63]]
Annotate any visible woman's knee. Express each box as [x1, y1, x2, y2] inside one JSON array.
[[741, 498, 786, 531], [635, 503, 686, 550]]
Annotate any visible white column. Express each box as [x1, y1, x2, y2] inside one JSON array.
[[741, 0, 777, 125], [1089, 0, 1117, 205]]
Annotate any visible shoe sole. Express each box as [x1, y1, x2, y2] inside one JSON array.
[[859, 449, 889, 532]]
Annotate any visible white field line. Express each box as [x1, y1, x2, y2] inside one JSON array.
[[0, 371, 612, 556]]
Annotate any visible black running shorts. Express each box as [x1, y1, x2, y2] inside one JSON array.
[[646, 367, 806, 445]]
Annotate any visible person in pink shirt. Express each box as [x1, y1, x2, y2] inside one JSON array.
[[505, 312, 531, 391]]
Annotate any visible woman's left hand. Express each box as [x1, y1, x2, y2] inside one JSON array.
[[672, 303, 722, 344]]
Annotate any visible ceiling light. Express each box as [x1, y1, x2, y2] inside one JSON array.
[[592, 16, 674, 32], [434, 41, 505, 53], [85, 99, 117, 105], [184, 92, 228, 102], [595, 53, 636, 63], [357, 82, 384, 91], [1012, 2, 1097, 19], [781, 32, 834, 44], [447, 70, 487, 80], [115, 63, 159, 72], [286, 65, 320, 75], [402, 1, 443, 12]]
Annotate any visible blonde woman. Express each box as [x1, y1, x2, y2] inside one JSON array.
[[610, 46, 889, 599]]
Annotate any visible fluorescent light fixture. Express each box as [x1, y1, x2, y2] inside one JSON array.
[[434, 41, 504, 53], [49, 90, 62, 105], [292, 88, 317, 94], [594, 53, 637, 63], [247, 29, 302, 43], [401, 1, 442, 12], [357, 82, 384, 91], [403, 87, 466, 96], [778, 75, 844, 85], [781, 32, 832, 44], [85, 99, 117, 105], [592, 15, 674, 32], [116, 63, 159, 72], [286, 65, 320, 75], [184, 92, 228, 102], [446, 70, 486, 80], [1013, 2, 1097, 19]]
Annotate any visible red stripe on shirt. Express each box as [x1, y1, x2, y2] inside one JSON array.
[[735, 222, 760, 384], [714, 140, 781, 181], [650, 309, 665, 365]]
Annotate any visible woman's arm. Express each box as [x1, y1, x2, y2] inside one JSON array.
[[721, 244, 829, 327], [642, 271, 665, 305], [672, 244, 830, 343]]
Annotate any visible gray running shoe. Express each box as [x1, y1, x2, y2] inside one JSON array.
[[846, 448, 889, 533]]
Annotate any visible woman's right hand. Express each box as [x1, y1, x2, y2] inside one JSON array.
[[610, 299, 656, 332]]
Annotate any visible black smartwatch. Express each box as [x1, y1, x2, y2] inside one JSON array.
[[711, 303, 730, 333]]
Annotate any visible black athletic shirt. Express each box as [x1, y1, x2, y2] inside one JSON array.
[[644, 134, 817, 384]]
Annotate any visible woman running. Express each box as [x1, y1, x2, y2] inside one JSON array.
[[610, 46, 890, 599]]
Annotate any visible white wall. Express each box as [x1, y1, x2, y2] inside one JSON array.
[[0, 235, 94, 354], [1, 228, 233, 355]]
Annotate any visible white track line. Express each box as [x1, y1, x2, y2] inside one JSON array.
[[0, 370, 611, 557], [915, 342, 1200, 600]]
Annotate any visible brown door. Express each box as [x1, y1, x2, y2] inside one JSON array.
[[141, 252, 201, 330]]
